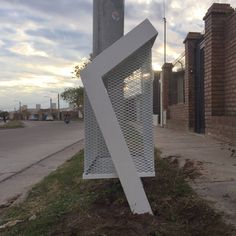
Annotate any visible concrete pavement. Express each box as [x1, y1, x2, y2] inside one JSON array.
[[155, 126, 236, 225], [0, 121, 84, 205]]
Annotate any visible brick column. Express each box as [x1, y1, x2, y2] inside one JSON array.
[[203, 3, 234, 119], [162, 63, 173, 113], [184, 32, 202, 130]]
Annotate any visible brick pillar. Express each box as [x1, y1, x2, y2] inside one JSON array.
[[203, 3, 234, 120], [184, 32, 202, 130], [162, 63, 173, 113]]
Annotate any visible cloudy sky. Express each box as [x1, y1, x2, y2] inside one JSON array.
[[0, 0, 235, 111]]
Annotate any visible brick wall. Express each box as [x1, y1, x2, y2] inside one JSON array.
[[162, 63, 173, 112], [204, 3, 236, 144], [168, 104, 188, 130], [161, 34, 200, 131], [161, 64, 188, 130], [184, 33, 202, 130], [159, 3, 236, 144], [164, 33, 201, 131], [224, 12, 236, 116], [207, 116, 236, 143], [203, 4, 232, 117], [204, 3, 236, 143]]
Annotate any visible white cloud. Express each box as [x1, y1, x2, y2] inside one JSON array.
[[127, 0, 156, 4], [170, 1, 181, 9], [1, 0, 236, 110], [24, 63, 75, 77], [0, 75, 56, 88], [0, 40, 4, 47], [0, 74, 77, 90], [9, 42, 49, 57]]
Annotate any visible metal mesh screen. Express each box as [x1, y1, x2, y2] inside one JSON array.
[[84, 42, 154, 179]]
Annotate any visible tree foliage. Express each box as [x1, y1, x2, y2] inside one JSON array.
[[61, 87, 84, 117], [0, 111, 9, 122], [74, 57, 91, 79], [61, 57, 90, 119], [0, 111, 9, 118]]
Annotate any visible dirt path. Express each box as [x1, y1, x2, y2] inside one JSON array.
[[154, 126, 236, 225]]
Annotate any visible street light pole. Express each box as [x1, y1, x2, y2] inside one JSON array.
[[163, 0, 167, 64], [57, 93, 60, 120], [19, 101, 22, 120], [14, 100, 22, 120], [49, 91, 60, 120], [44, 96, 52, 115], [19, 101, 21, 113], [50, 98, 52, 114], [164, 17, 166, 64]]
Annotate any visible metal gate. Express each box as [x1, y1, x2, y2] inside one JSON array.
[[195, 39, 205, 133]]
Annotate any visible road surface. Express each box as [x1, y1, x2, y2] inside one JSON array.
[[0, 121, 84, 204]]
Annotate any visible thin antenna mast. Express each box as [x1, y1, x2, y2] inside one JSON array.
[[163, 0, 166, 63]]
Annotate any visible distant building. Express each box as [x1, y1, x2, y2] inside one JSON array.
[[21, 105, 28, 111], [36, 104, 41, 110], [52, 103, 57, 109]]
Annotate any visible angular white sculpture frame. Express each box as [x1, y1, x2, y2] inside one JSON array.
[[80, 19, 158, 214]]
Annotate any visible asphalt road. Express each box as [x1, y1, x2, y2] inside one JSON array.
[[0, 121, 84, 183]]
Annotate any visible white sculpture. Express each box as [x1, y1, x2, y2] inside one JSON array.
[[81, 19, 158, 214]]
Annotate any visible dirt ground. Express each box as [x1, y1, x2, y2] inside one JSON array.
[[0, 150, 235, 236]]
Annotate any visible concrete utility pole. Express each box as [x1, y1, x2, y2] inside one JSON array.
[[89, 0, 125, 167], [89, 0, 125, 160], [93, 0, 124, 57]]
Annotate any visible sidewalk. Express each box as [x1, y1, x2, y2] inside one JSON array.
[[154, 126, 236, 225]]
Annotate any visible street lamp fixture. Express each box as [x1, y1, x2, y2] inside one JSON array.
[[13, 100, 22, 120], [44, 96, 52, 114], [49, 91, 60, 120]]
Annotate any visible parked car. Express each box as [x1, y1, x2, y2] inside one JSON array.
[[45, 115, 54, 121], [29, 114, 39, 121]]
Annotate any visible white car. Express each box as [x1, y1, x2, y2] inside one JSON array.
[[45, 115, 54, 121]]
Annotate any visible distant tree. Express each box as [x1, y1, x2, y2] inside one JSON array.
[[0, 110, 9, 117], [0, 111, 9, 122], [61, 57, 91, 119], [61, 87, 84, 118]]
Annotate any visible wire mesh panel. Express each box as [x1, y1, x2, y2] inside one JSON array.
[[83, 41, 154, 179]]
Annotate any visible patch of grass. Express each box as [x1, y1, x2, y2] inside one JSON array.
[[0, 149, 235, 236], [0, 120, 24, 129]]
